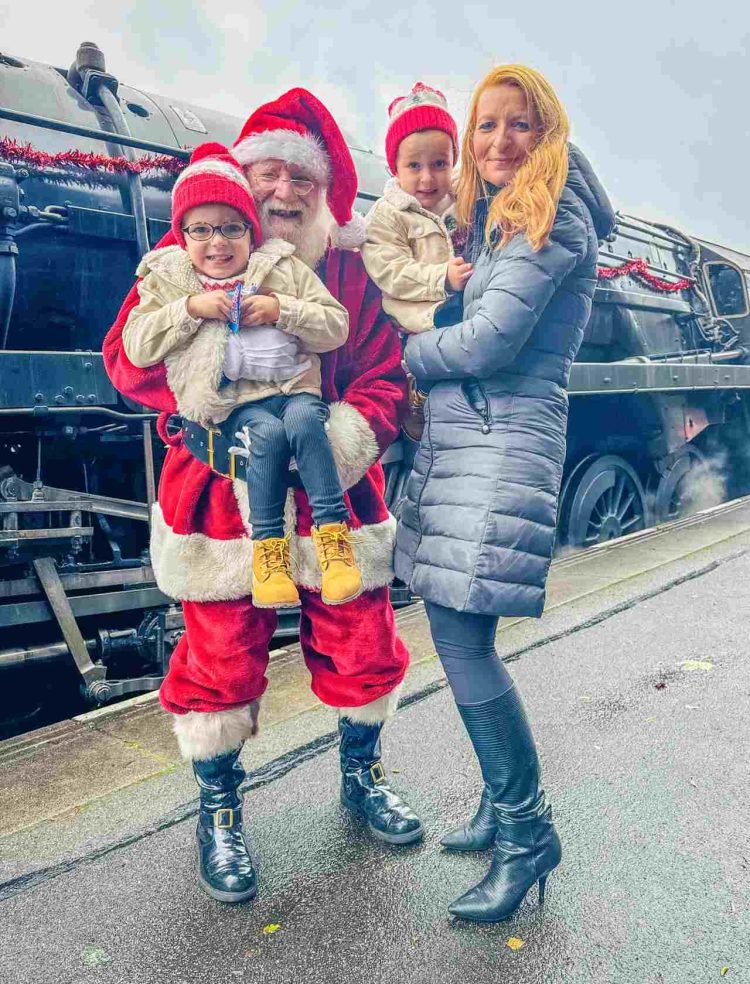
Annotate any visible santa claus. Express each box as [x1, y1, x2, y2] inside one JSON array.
[[104, 89, 423, 904]]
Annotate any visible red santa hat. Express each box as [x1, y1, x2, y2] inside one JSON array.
[[171, 142, 263, 249], [385, 82, 458, 175], [232, 88, 366, 250]]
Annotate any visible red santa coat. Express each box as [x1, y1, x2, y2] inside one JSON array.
[[104, 242, 409, 605]]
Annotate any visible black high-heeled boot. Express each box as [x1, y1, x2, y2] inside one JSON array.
[[339, 716, 424, 845], [193, 747, 257, 903], [447, 686, 561, 923], [440, 785, 498, 851]]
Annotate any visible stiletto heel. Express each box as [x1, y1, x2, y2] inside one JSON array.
[[538, 874, 548, 905]]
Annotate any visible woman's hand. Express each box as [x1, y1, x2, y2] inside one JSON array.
[[186, 292, 233, 321], [446, 256, 473, 292], [240, 294, 281, 326]]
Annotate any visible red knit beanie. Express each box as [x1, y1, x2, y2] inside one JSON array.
[[232, 88, 366, 250], [385, 83, 458, 175], [171, 142, 263, 249]]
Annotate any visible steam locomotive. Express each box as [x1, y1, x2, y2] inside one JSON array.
[[2, 41, 750, 735]]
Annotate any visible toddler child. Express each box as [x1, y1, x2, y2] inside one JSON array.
[[361, 82, 472, 337], [122, 144, 362, 610]]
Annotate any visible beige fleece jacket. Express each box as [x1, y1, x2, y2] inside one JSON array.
[[122, 239, 348, 427], [361, 178, 455, 335]]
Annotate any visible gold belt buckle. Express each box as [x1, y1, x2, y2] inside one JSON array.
[[214, 807, 235, 828], [208, 428, 237, 479], [369, 762, 385, 785]]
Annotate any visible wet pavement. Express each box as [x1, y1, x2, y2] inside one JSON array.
[[1, 505, 749, 983]]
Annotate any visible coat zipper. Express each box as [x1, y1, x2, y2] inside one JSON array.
[[463, 380, 492, 434], [414, 395, 434, 545]]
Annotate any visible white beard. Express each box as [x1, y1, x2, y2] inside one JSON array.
[[258, 197, 332, 270]]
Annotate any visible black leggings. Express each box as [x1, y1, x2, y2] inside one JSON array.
[[424, 602, 513, 706]]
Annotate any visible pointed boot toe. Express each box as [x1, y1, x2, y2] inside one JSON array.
[[440, 822, 493, 852], [441, 787, 497, 852], [448, 885, 486, 919]]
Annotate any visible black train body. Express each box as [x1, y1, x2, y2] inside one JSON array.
[[1, 43, 750, 732]]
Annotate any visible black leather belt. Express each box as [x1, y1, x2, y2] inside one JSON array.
[[182, 421, 248, 481]]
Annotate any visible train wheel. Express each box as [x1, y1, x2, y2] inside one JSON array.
[[559, 454, 649, 548], [652, 446, 722, 523]]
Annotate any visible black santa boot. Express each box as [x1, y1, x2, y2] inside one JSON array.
[[447, 685, 562, 922], [338, 710, 424, 845], [193, 747, 257, 903]]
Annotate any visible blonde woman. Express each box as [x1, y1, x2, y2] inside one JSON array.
[[394, 66, 615, 922]]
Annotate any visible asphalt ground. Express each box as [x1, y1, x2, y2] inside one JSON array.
[[1, 509, 749, 983]]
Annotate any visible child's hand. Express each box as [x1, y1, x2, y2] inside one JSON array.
[[240, 294, 281, 326], [186, 292, 233, 322], [446, 256, 473, 292]]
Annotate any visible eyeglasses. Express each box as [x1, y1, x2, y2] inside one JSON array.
[[182, 221, 252, 242], [251, 169, 315, 197]]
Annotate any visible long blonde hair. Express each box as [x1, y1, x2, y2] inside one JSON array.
[[455, 65, 570, 252]]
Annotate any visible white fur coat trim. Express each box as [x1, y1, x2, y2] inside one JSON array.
[[325, 400, 380, 490], [150, 502, 396, 602], [338, 682, 403, 724], [382, 177, 454, 225], [171, 701, 260, 761]]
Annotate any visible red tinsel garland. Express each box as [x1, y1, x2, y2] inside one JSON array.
[[597, 257, 692, 293], [0, 138, 186, 176]]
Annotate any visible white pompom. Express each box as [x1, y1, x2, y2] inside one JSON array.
[[330, 211, 367, 250]]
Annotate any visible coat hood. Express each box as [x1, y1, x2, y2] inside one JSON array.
[[566, 144, 616, 242]]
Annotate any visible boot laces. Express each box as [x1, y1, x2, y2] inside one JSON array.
[[256, 539, 289, 580], [316, 526, 354, 569]]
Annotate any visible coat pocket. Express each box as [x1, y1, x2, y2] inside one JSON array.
[[461, 379, 492, 432]]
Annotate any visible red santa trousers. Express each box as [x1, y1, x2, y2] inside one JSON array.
[[160, 586, 408, 716]]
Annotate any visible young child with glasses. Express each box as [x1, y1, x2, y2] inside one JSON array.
[[361, 84, 470, 439], [121, 144, 363, 610]]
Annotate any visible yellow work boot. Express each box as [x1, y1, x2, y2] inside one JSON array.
[[311, 522, 363, 606], [252, 535, 300, 609]]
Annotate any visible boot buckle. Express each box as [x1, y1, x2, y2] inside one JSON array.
[[214, 808, 235, 828], [369, 762, 385, 785]]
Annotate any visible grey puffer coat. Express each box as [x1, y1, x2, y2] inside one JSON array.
[[394, 146, 615, 617]]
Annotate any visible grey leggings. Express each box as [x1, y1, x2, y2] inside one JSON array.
[[424, 601, 513, 705]]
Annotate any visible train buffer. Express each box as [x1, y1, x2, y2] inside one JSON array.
[[1, 494, 749, 981]]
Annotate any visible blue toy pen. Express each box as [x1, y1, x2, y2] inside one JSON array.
[[227, 284, 242, 333], [226, 282, 260, 332]]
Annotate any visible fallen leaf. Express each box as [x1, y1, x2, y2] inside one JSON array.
[[81, 946, 112, 968], [244, 949, 260, 958], [654, 682, 667, 690], [681, 660, 713, 672], [645, 716, 657, 723], [506, 937, 525, 951], [580, 694, 592, 702], [392, 768, 401, 774], [262, 924, 281, 935], [721, 967, 729, 977]]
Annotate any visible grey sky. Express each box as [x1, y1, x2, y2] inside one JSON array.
[[4, 0, 749, 251]]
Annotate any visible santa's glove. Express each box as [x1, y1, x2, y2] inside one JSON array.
[[228, 425, 252, 459]]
